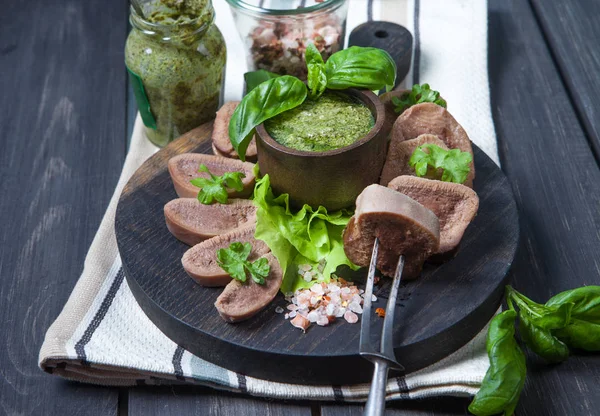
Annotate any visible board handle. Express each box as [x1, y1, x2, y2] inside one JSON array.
[[348, 21, 413, 87]]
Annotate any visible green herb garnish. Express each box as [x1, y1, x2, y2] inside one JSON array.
[[190, 164, 245, 205], [244, 69, 280, 94], [230, 45, 397, 161], [305, 43, 327, 100], [469, 285, 600, 415], [391, 83, 447, 114], [409, 144, 472, 184], [216, 242, 270, 285]]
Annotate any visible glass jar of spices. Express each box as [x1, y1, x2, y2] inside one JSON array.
[[125, 0, 226, 147], [225, 0, 348, 80]]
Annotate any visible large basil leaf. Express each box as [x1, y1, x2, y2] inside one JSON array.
[[553, 319, 600, 351], [305, 43, 327, 100], [546, 286, 600, 323], [229, 76, 307, 161], [530, 302, 573, 330], [325, 46, 397, 91], [244, 70, 280, 94], [519, 313, 570, 363], [468, 310, 526, 416]]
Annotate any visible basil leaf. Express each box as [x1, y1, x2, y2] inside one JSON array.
[[553, 319, 600, 351], [546, 286, 600, 323], [529, 302, 573, 330], [305, 43, 327, 100], [325, 46, 397, 92], [468, 310, 526, 416], [229, 76, 307, 161], [244, 70, 280, 94], [519, 313, 570, 363]]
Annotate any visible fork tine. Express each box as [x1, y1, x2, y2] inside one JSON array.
[[359, 238, 379, 354], [380, 255, 404, 362]]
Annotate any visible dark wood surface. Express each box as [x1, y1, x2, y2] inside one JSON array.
[[2, 0, 600, 415], [116, 126, 518, 384]]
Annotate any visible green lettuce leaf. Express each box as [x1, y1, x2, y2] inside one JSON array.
[[252, 174, 358, 294]]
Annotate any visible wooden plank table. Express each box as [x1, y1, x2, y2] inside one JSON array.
[[1, 0, 599, 415]]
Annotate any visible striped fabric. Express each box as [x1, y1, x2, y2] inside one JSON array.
[[39, 0, 498, 401]]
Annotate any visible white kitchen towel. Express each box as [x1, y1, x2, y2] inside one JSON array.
[[39, 0, 499, 401]]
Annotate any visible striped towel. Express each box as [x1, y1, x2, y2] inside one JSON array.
[[39, 0, 498, 401]]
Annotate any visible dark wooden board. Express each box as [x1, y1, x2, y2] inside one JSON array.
[[115, 120, 518, 385], [127, 386, 313, 416], [489, 0, 600, 414], [0, 0, 126, 414], [529, 0, 600, 161]]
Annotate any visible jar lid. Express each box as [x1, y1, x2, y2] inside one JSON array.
[[226, 0, 346, 15]]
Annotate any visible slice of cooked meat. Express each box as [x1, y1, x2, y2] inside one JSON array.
[[343, 184, 440, 279], [164, 198, 257, 246], [212, 101, 258, 162], [387, 176, 479, 257], [379, 89, 409, 135], [168, 153, 256, 199], [391, 103, 475, 187], [380, 134, 449, 186], [215, 253, 283, 323], [182, 226, 271, 287]]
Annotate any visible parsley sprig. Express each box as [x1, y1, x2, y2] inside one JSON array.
[[409, 144, 472, 184], [391, 83, 447, 114], [217, 242, 270, 285], [190, 164, 245, 205]]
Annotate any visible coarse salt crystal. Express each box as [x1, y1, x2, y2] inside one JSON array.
[[349, 302, 363, 314], [344, 310, 359, 324], [287, 304, 298, 311], [275, 306, 284, 314], [328, 284, 341, 293], [371, 294, 377, 302], [326, 303, 336, 316], [311, 284, 324, 295], [335, 307, 346, 318], [307, 311, 319, 323], [303, 271, 313, 282], [289, 311, 297, 319], [316, 316, 329, 326]]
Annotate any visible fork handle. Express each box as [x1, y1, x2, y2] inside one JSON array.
[[363, 360, 389, 416]]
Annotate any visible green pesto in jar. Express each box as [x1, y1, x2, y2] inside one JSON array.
[[125, 0, 226, 147], [264, 92, 374, 152]]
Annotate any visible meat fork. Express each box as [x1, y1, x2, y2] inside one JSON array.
[[361, 238, 405, 416]]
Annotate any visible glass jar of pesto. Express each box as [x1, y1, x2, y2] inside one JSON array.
[[125, 0, 226, 147]]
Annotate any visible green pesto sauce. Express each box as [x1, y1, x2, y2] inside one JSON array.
[[125, 0, 225, 147], [265, 92, 374, 152], [145, 0, 208, 25]]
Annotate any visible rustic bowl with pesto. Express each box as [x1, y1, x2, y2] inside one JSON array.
[[228, 44, 396, 209]]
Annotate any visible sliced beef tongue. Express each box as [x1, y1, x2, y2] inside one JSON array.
[[215, 253, 283, 323], [164, 198, 257, 246], [387, 176, 479, 258], [168, 153, 256, 199], [182, 226, 270, 287], [343, 184, 440, 279], [380, 134, 449, 186], [391, 102, 475, 187], [212, 101, 258, 162]]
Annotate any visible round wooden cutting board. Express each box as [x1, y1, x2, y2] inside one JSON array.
[[115, 123, 519, 385]]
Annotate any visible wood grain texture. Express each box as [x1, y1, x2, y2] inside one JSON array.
[[115, 121, 518, 385], [0, 0, 126, 414], [489, 0, 600, 415], [529, 0, 600, 161], [128, 386, 313, 416], [321, 397, 470, 416]]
